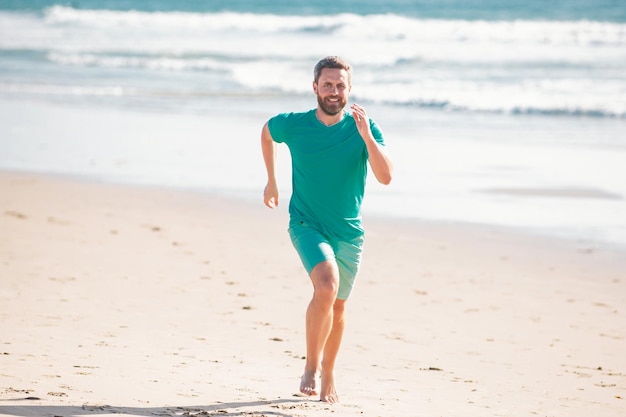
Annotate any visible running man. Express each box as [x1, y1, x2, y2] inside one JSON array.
[[261, 56, 393, 403]]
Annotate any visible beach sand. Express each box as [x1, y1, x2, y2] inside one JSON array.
[[1, 171, 625, 417]]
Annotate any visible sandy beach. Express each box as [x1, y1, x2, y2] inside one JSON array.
[[1, 170, 625, 416]]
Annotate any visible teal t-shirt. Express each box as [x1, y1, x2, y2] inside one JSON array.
[[268, 109, 385, 240]]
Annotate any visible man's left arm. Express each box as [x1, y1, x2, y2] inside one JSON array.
[[351, 103, 393, 185]]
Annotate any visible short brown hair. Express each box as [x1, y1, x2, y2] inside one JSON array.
[[313, 56, 352, 84]]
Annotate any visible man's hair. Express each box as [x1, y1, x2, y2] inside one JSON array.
[[313, 56, 352, 84]]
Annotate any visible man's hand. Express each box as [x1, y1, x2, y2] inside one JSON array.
[[350, 103, 372, 138], [350, 103, 394, 185], [264, 181, 279, 209]]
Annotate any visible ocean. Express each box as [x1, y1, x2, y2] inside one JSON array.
[[1, 0, 625, 249]]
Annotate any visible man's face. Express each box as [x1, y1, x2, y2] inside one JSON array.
[[313, 68, 351, 116]]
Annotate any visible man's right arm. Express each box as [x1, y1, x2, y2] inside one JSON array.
[[261, 122, 279, 209]]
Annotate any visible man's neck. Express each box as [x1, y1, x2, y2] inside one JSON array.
[[315, 108, 344, 126]]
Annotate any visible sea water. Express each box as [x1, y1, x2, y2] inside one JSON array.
[[1, 0, 625, 249]]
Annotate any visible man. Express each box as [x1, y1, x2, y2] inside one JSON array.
[[261, 56, 393, 403]]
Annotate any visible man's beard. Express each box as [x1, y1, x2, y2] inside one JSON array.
[[317, 94, 346, 116]]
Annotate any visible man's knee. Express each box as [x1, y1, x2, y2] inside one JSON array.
[[310, 260, 339, 300]]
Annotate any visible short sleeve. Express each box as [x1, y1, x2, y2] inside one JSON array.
[[267, 113, 291, 144], [370, 119, 385, 146]]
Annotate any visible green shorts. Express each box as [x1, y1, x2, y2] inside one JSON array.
[[288, 220, 364, 300]]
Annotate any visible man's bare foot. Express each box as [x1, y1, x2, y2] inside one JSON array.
[[300, 370, 317, 396], [320, 370, 339, 403]]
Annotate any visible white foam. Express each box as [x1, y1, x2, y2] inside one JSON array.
[[47, 52, 226, 71], [0, 82, 132, 96]]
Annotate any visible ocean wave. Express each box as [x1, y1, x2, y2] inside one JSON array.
[[354, 78, 626, 119], [390, 99, 626, 119], [47, 52, 228, 72], [43, 5, 347, 33], [2, 79, 622, 119], [0, 82, 133, 97], [2, 7, 624, 60], [39, 6, 626, 47]]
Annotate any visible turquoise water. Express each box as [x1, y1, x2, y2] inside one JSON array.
[[2, 0, 626, 21], [1, 0, 625, 248]]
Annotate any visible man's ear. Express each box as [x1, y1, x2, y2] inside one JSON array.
[[312, 81, 318, 94]]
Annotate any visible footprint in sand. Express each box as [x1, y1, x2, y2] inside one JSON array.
[[49, 277, 76, 283], [47, 216, 71, 225], [4, 210, 27, 219], [141, 224, 162, 232]]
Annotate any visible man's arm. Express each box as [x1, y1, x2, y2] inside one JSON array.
[[261, 122, 280, 208], [350, 104, 394, 185]]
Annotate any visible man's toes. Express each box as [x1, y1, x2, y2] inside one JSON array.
[[321, 394, 338, 404]]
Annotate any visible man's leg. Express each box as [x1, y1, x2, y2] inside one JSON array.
[[301, 260, 339, 398], [319, 298, 346, 403], [316, 236, 362, 402]]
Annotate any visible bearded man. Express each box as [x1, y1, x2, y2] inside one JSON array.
[[261, 55, 393, 403]]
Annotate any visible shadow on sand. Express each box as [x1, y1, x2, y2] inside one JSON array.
[[0, 397, 312, 417]]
